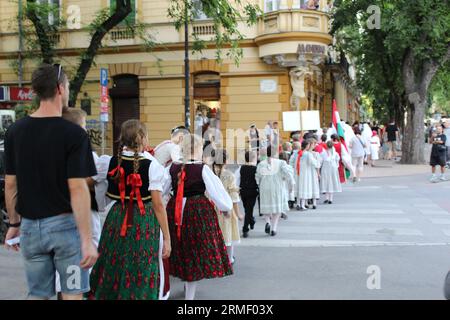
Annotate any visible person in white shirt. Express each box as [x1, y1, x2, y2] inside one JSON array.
[[349, 127, 368, 183], [153, 126, 189, 167]]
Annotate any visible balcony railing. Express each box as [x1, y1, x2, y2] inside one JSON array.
[[110, 28, 135, 41]]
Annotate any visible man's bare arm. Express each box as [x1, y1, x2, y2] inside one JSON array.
[[5, 175, 20, 224]]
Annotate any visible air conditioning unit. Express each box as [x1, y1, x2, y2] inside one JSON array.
[[0, 86, 8, 102]]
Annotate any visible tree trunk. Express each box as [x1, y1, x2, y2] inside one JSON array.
[[401, 100, 426, 164]]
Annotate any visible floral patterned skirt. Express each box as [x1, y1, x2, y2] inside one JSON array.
[[88, 201, 161, 300], [166, 195, 233, 282]]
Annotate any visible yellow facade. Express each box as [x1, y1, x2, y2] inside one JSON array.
[[0, 0, 358, 155]]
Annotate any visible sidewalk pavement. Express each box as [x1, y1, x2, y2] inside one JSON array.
[[363, 159, 429, 178]]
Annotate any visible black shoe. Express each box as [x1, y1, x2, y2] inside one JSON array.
[[250, 221, 255, 230], [271, 231, 277, 236], [281, 213, 288, 220], [328, 201, 333, 204], [243, 231, 249, 238], [259, 213, 263, 217], [324, 200, 329, 204], [295, 205, 301, 211], [312, 205, 317, 210], [265, 223, 270, 234], [305, 205, 310, 209]]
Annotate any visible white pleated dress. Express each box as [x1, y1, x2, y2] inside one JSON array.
[[320, 149, 342, 193], [297, 151, 321, 200], [256, 158, 294, 214]]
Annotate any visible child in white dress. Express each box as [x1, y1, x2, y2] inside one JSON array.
[[298, 139, 321, 210], [320, 141, 342, 204], [256, 146, 294, 236], [369, 130, 381, 167]]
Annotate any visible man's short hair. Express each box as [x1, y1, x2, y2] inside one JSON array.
[[31, 64, 67, 101], [171, 125, 189, 136], [62, 108, 87, 127]]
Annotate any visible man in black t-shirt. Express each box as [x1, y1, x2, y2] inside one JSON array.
[[429, 125, 447, 182], [3, 64, 98, 300], [384, 121, 399, 160]]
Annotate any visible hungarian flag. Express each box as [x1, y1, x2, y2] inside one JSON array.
[[332, 99, 348, 152]]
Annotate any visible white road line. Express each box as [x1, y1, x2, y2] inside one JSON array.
[[238, 239, 450, 248], [429, 218, 450, 225], [275, 226, 423, 236], [311, 209, 405, 214], [389, 186, 409, 189], [285, 217, 412, 224], [419, 209, 450, 215]]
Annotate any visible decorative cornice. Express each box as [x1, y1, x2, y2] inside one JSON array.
[[255, 32, 333, 46]]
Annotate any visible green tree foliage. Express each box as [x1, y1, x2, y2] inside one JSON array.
[[332, 0, 450, 163]]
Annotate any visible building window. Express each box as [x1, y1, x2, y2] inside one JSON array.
[[264, 0, 279, 12], [36, 0, 61, 25], [110, 0, 136, 26]]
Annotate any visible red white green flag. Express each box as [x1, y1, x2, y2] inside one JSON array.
[[332, 99, 348, 151]]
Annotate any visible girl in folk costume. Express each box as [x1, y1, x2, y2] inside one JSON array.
[[289, 141, 303, 210], [256, 146, 295, 236], [212, 149, 244, 264], [369, 130, 381, 167], [89, 120, 171, 300], [165, 134, 233, 300], [331, 134, 352, 184], [320, 141, 342, 204], [298, 139, 321, 210]]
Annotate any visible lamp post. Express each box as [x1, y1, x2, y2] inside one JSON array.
[[184, 1, 191, 129]]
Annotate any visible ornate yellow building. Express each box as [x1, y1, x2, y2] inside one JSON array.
[[0, 0, 359, 155]]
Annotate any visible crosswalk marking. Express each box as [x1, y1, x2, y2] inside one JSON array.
[[429, 218, 450, 225], [418, 209, 449, 215], [310, 209, 405, 214], [274, 226, 423, 236], [238, 239, 450, 248], [389, 186, 409, 189], [286, 217, 412, 224]]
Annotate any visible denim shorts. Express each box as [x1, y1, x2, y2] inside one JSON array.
[[21, 214, 89, 298]]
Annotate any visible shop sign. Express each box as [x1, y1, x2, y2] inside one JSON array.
[[297, 44, 326, 55], [9, 87, 34, 101], [260, 79, 278, 93]]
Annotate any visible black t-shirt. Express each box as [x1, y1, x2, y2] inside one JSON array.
[[4, 116, 97, 220], [431, 134, 447, 155], [386, 124, 398, 142]]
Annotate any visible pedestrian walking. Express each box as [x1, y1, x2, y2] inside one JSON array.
[[384, 120, 399, 160], [443, 120, 450, 167], [297, 140, 321, 210], [212, 149, 243, 264], [165, 134, 233, 300], [4, 64, 98, 300], [88, 120, 171, 300], [349, 127, 367, 183], [236, 151, 259, 238], [429, 125, 447, 183], [153, 126, 188, 167], [256, 146, 294, 236], [320, 141, 342, 204]]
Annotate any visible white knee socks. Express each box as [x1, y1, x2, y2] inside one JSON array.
[[226, 245, 234, 264], [185, 281, 198, 300], [271, 214, 281, 232]]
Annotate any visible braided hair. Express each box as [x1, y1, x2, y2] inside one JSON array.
[[112, 120, 148, 182]]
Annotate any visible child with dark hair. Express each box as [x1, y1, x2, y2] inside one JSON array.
[[237, 151, 259, 238]]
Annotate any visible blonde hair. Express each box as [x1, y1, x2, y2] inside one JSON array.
[[62, 108, 87, 127], [180, 134, 203, 163]]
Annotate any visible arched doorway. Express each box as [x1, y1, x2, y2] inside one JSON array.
[[193, 72, 221, 137], [109, 74, 140, 154]]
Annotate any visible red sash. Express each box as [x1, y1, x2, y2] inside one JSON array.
[[296, 150, 303, 175], [174, 167, 186, 240]]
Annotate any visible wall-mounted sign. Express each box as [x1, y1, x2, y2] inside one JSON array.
[[282, 110, 321, 131], [297, 44, 326, 55], [260, 79, 278, 93], [100, 68, 109, 123], [9, 87, 34, 101]]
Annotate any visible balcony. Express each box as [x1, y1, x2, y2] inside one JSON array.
[[255, 9, 332, 67]]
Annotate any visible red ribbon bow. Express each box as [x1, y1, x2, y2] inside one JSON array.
[[108, 165, 126, 210], [174, 168, 186, 241], [119, 173, 146, 237]]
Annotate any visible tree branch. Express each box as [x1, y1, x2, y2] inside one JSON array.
[[26, 0, 55, 64], [69, 0, 132, 107]]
